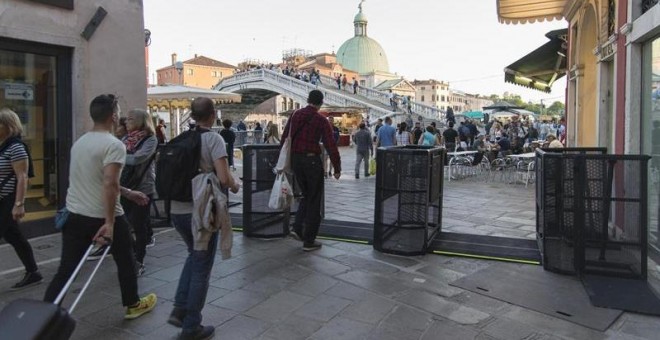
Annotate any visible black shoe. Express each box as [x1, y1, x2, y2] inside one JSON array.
[[355, 175, 359, 179], [87, 246, 110, 261], [11, 271, 43, 290], [178, 325, 215, 340], [168, 307, 186, 328], [302, 241, 322, 252]]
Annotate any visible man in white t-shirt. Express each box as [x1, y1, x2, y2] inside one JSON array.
[[44, 94, 157, 320]]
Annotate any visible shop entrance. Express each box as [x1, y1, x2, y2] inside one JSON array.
[[0, 38, 72, 237]]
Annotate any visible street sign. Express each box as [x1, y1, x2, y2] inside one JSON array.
[[4, 84, 34, 101]]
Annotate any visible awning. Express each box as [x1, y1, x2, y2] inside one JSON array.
[[504, 29, 568, 93], [456, 111, 484, 119], [497, 0, 567, 24], [147, 85, 241, 105]]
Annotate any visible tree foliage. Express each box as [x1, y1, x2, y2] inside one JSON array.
[[486, 93, 564, 116]]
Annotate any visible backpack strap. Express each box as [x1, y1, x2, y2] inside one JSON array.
[[0, 137, 34, 179]]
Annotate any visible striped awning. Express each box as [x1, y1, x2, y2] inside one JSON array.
[[497, 0, 568, 24]]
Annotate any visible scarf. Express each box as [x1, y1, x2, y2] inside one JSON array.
[[124, 130, 148, 153]]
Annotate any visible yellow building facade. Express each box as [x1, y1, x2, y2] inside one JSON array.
[[156, 53, 237, 89]]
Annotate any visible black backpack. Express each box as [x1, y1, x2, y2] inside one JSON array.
[[155, 128, 209, 202]]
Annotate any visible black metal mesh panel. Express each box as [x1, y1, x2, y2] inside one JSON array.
[[536, 148, 650, 279], [581, 158, 649, 279], [241, 145, 291, 238], [536, 148, 607, 274], [374, 146, 444, 256]]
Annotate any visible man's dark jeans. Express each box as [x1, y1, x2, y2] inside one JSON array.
[[171, 213, 218, 333], [291, 154, 324, 244], [122, 195, 153, 264], [0, 194, 38, 273], [44, 213, 139, 306]]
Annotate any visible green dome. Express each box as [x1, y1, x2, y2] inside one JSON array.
[[354, 12, 368, 23], [337, 37, 389, 73]]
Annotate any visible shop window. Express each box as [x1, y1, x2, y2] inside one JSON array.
[[0, 48, 60, 222]]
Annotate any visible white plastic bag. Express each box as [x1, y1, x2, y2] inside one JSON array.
[[274, 137, 291, 173], [268, 172, 293, 210]]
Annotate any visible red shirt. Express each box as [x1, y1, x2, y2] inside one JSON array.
[[281, 105, 341, 172]]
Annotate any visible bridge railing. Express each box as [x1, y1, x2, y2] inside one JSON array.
[[218, 69, 401, 121], [318, 74, 444, 121], [319, 74, 391, 106]]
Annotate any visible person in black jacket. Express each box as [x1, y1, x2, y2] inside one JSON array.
[[219, 119, 236, 170]]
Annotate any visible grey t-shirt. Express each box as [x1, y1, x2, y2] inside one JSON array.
[[170, 132, 228, 214]]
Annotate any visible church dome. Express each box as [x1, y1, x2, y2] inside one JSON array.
[[337, 37, 389, 73], [336, 2, 389, 74]]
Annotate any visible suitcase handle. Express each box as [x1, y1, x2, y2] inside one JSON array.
[[53, 242, 112, 314]]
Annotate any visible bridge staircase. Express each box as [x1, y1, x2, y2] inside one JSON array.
[[215, 69, 445, 125]]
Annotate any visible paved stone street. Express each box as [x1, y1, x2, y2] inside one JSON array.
[[0, 147, 659, 339]]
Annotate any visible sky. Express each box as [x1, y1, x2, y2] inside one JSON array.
[[143, 0, 567, 104]]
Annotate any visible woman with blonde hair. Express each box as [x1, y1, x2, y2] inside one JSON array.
[[114, 109, 158, 275], [0, 108, 42, 289]]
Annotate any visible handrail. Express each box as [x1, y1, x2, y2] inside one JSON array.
[[318, 73, 444, 121], [218, 69, 443, 122]]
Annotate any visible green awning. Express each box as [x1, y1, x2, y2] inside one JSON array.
[[458, 111, 484, 119], [504, 29, 567, 93]]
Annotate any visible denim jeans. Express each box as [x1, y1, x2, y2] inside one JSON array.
[[355, 150, 369, 177], [171, 214, 218, 332]]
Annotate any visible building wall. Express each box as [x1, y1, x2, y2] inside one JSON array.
[[156, 64, 236, 88], [413, 81, 450, 109], [182, 64, 235, 88], [0, 0, 147, 138], [449, 91, 468, 112], [360, 71, 398, 88], [565, 0, 613, 147]]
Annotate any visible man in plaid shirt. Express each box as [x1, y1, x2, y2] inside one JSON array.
[[281, 90, 341, 251]]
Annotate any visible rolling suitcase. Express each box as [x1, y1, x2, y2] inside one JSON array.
[[0, 243, 111, 340]]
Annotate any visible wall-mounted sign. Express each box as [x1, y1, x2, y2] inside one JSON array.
[[29, 0, 73, 10], [4, 84, 34, 101], [600, 40, 616, 61]]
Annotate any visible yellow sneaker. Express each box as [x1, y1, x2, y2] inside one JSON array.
[[125, 293, 157, 320]]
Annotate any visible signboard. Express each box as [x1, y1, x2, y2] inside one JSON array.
[[4, 84, 34, 101], [600, 40, 616, 61]]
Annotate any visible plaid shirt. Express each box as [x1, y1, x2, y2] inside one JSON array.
[[281, 105, 341, 172]]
